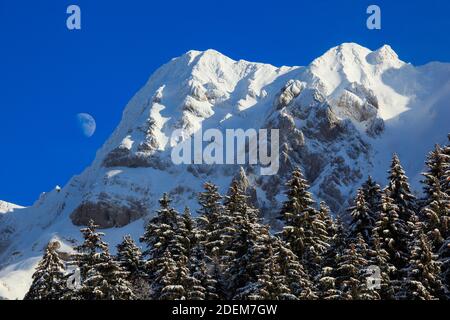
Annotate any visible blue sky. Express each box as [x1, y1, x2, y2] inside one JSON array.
[[1, 0, 449, 205]]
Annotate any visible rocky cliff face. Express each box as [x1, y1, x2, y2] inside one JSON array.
[[1, 43, 450, 299]]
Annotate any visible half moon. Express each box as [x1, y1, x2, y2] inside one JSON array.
[[76, 113, 96, 137]]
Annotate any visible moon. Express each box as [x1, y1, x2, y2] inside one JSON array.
[[76, 113, 96, 137]]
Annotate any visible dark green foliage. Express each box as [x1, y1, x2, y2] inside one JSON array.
[[397, 225, 444, 300], [373, 192, 411, 272], [361, 176, 382, 219], [348, 188, 375, 243], [278, 168, 329, 277], [74, 221, 134, 300], [421, 145, 450, 250], [116, 235, 148, 299], [385, 154, 417, 224]]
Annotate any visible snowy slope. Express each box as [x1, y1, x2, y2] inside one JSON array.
[[0, 201, 23, 214], [0, 43, 449, 299]]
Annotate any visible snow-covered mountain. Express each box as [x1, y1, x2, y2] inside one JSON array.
[[1, 43, 449, 299]]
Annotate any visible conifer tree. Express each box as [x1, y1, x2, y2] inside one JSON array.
[[79, 247, 134, 300], [442, 134, 450, 196], [233, 238, 292, 300], [333, 234, 379, 300], [361, 176, 382, 219], [73, 221, 134, 300], [385, 154, 417, 224], [225, 179, 258, 222], [188, 244, 219, 300], [373, 192, 410, 272], [278, 168, 329, 276], [348, 188, 375, 243], [177, 206, 196, 255], [225, 212, 270, 299], [421, 176, 450, 250], [116, 235, 148, 299], [196, 182, 229, 288], [141, 193, 181, 261], [331, 216, 348, 256], [367, 232, 395, 299], [421, 145, 450, 250], [272, 237, 316, 299], [317, 268, 342, 300], [422, 145, 449, 201], [73, 220, 110, 280], [151, 251, 189, 300], [438, 236, 450, 297], [24, 241, 67, 300], [197, 182, 233, 262], [397, 226, 445, 300], [318, 201, 336, 240], [117, 235, 145, 277], [317, 218, 350, 300]]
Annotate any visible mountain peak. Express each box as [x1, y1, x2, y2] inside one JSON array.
[[311, 43, 371, 66], [366, 44, 402, 66], [180, 49, 235, 66]]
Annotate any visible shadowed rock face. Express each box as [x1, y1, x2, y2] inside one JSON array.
[[70, 200, 146, 228]]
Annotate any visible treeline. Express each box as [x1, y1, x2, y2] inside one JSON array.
[[25, 136, 450, 300]]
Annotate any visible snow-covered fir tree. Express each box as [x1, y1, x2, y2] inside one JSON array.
[[151, 251, 184, 300], [79, 247, 134, 300], [233, 237, 292, 300], [421, 176, 450, 250], [442, 135, 450, 196], [333, 234, 379, 300], [438, 236, 450, 297], [151, 251, 199, 300], [196, 182, 228, 271], [225, 179, 258, 222], [385, 154, 417, 224], [141, 193, 181, 261], [73, 220, 110, 280], [348, 188, 375, 243], [318, 201, 336, 240], [179, 206, 197, 255], [197, 182, 224, 244], [422, 144, 449, 201], [24, 241, 67, 300], [421, 145, 450, 250], [225, 213, 270, 299], [188, 244, 219, 300], [272, 237, 316, 299], [73, 221, 134, 300], [317, 268, 341, 300], [278, 168, 329, 277], [322, 216, 349, 282], [397, 225, 445, 300], [117, 235, 145, 277], [361, 176, 382, 220], [367, 232, 395, 299], [116, 235, 149, 299], [373, 192, 410, 273], [196, 182, 237, 298]]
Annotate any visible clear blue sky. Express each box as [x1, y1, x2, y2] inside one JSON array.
[[1, 0, 449, 205]]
